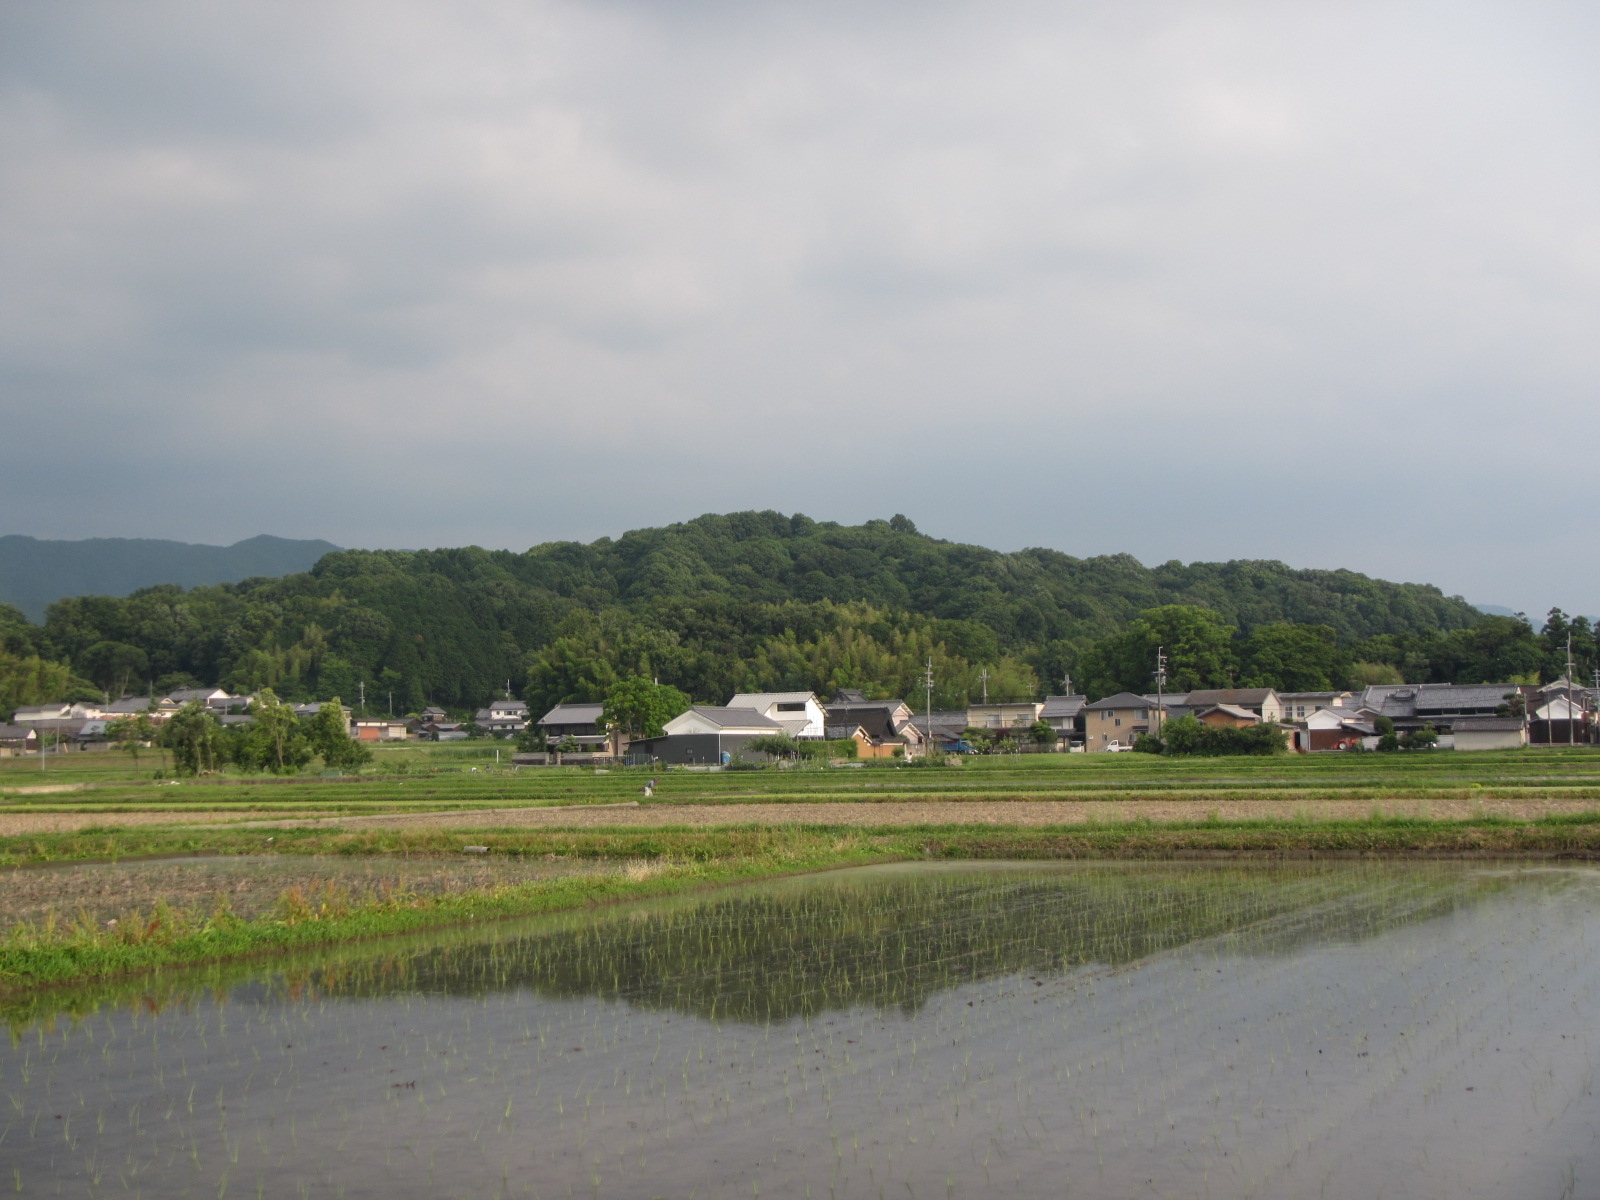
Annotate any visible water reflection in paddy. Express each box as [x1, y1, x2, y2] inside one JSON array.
[[5, 860, 1600, 1198]]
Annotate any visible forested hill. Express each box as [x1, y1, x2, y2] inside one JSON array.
[[0, 534, 341, 621], [9, 512, 1491, 713]]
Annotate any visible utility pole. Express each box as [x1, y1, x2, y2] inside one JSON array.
[[1061, 671, 1073, 696], [978, 669, 990, 705], [1569, 633, 1578, 746], [358, 680, 365, 715], [1592, 666, 1600, 747], [1154, 645, 1168, 739], [924, 657, 935, 760]]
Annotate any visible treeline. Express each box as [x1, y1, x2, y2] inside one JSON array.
[[0, 511, 1562, 714], [1076, 605, 1593, 697]]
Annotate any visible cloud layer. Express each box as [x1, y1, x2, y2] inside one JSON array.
[[4, 0, 1598, 614]]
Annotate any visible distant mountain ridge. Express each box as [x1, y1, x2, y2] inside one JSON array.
[[0, 534, 341, 620]]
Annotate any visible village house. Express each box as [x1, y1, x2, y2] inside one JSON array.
[[726, 692, 827, 739], [535, 702, 609, 751], [1082, 692, 1154, 752], [823, 689, 927, 752], [966, 701, 1043, 731], [624, 705, 787, 766], [1300, 707, 1375, 752], [1277, 691, 1354, 722], [1353, 683, 1524, 732], [352, 717, 409, 742], [1194, 703, 1260, 729], [1452, 716, 1529, 751], [474, 698, 529, 736], [1182, 689, 1284, 723], [10, 702, 97, 724], [1038, 695, 1087, 745]]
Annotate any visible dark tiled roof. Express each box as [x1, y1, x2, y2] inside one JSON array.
[[1039, 695, 1086, 719], [1084, 692, 1152, 711], [1412, 684, 1521, 713], [1452, 717, 1526, 732], [1183, 689, 1278, 709]]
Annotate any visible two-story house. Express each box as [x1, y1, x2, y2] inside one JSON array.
[[726, 692, 827, 739], [1082, 692, 1155, 752]]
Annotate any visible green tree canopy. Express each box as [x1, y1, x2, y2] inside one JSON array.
[[161, 701, 224, 776], [1238, 623, 1349, 692], [243, 688, 312, 774], [599, 676, 692, 741], [1079, 606, 1236, 697], [304, 697, 371, 771]]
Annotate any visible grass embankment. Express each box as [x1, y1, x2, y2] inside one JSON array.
[[8, 813, 1600, 995]]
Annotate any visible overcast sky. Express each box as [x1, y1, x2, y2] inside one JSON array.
[[4, 0, 1598, 617]]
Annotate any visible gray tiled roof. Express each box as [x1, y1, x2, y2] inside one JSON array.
[[539, 703, 605, 725], [729, 692, 817, 707], [1039, 695, 1087, 719], [680, 706, 783, 730], [1195, 703, 1258, 721], [1412, 684, 1521, 713]]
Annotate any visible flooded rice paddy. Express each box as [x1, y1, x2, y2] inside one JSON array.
[[5, 859, 1600, 1198]]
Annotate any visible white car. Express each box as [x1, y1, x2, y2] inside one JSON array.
[[1104, 741, 1133, 753]]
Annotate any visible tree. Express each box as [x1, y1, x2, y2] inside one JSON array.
[[305, 697, 371, 771], [1399, 724, 1438, 750], [107, 707, 159, 768], [162, 701, 224, 776], [746, 732, 799, 761], [598, 676, 692, 742], [78, 640, 150, 698], [1078, 606, 1236, 697], [245, 688, 311, 774], [1239, 624, 1349, 692], [1157, 714, 1287, 757], [0, 648, 93, 716], [1348, 661, 1403, 688], [1029, 719, 1057, 748]]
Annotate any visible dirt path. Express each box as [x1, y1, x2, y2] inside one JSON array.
[[3, 797, 1599, 836], [201, 797, 1600, 830], [0, 811, 335, 835]]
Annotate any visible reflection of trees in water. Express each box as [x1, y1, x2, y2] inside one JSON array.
[[7, 864, 1519, 1034], [292, 865, 1511, 1023]]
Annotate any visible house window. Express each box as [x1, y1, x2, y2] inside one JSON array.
[[1114, 718, 1122, 727], [777, 702, 806, 712]]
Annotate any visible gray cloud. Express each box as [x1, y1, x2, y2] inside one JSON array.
[[3, 0, 1599, 615]]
